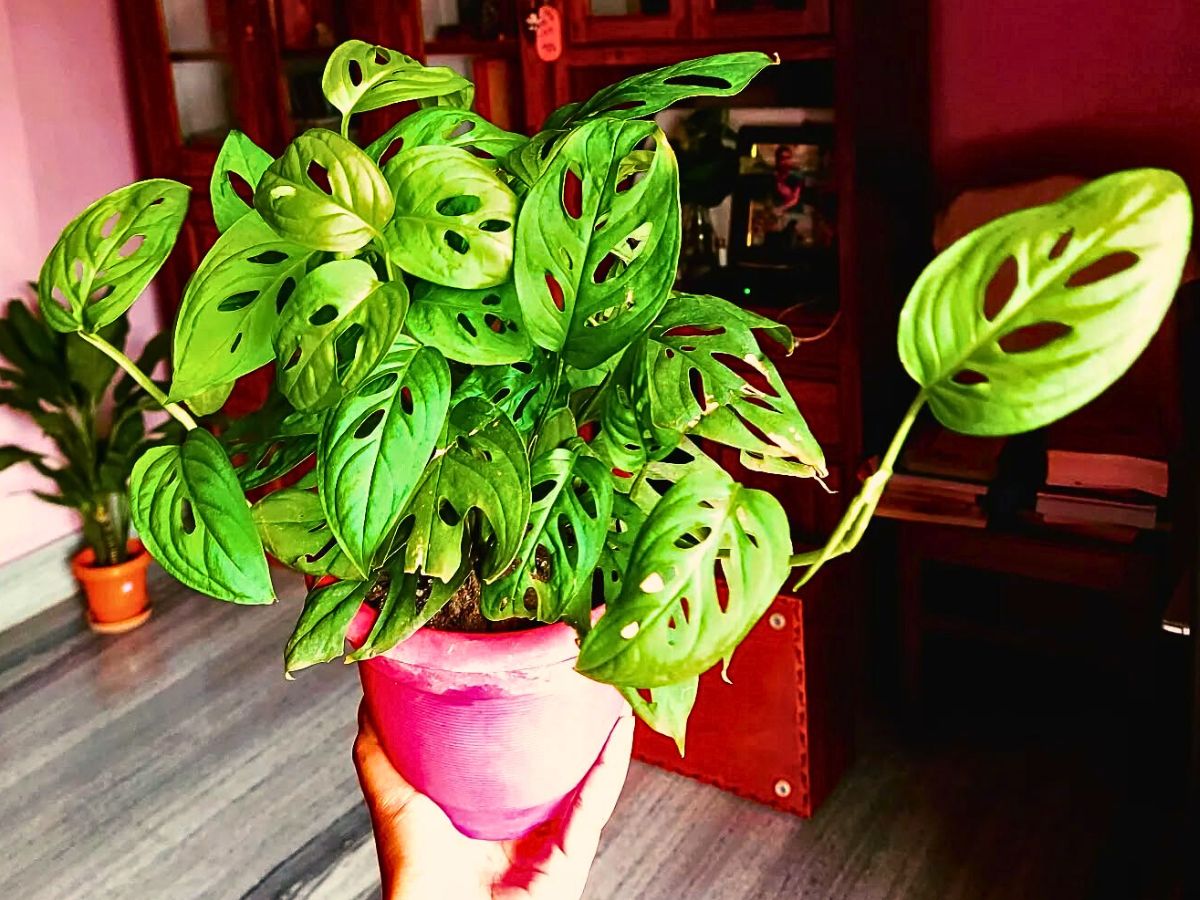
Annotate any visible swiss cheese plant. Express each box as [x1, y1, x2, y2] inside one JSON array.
[[33, 41, 1192, 749]]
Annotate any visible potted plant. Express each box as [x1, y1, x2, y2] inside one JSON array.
[[32, 41, 1192, 839], [0, 298, 180, 632]]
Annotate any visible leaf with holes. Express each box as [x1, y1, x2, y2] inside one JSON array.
[[621, 677, 698, 755], [636, 294, 826, 477], [170, 213, 315, 401], [285, 579, 371, 674], [453, 352, 552, 433], [514, 117, 681, 369], [347, 565, 469, 661], [406, 280, 532, 365], [899, 169, 1193, 435], [274, 259, 409, 411], [598, 435, 725, 512], [255, 129, 393, 253], [320, 339, 451, 575], [531, 407, 578, 459], [129, 429, 274, 604], [365, 108, 525, 169], [211, 130, 273, 232], [482, 441, 614, 629], [503, 130, 566, 195], [592, 492, 646, 607], [577, 469, 790, 687], [383, 146, 517, 289], [398, 397, 531, 583], [321, 40, 472, 120], [38, 179, 189, 333], [252, 487, 361, 579], [556, 52, 774, 128]]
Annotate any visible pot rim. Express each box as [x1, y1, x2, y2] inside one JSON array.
[[348, 604, 602, 675], [72, 539, 150, 582]]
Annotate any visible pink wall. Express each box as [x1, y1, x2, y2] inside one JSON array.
[[930, 0, 1200, 206], [0, 0, 160, 565]]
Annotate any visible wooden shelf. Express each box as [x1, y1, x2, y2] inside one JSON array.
[[426, 36, 520, 58]]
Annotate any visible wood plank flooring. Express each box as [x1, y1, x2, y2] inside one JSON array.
[[0, 566, 1178, 899]]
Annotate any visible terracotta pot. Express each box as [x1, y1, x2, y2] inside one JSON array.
[[72, 539, 152, 634], [347, 604, 628, 841]]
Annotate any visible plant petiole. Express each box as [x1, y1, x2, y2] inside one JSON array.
[[79, 331, 198, 431]]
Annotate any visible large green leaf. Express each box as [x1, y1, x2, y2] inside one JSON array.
[[285, 579, 371, 674], [453, 352, 552, 433], [577, 469, 790, 687], [321, 40, 472, 120], [320, 339, 451, 575], [365, 108, 525, 169], [225, 404, 322, 490], [170, 213, 315, 401], [274, 259, 409, 411], [251, 487, 360, 579], [898, 168, 1193, 435], [482, 441, 614, 629], [129, 429, 274, 604], [346, 564, 469, 662], [398, 397, 531, 582], [383, 146, 517, 289], [621, 678, 698, 755], [407, 280, 532, 366], [554, 53, 774, 128], [636, 293, 826, 477], [38, 179, 189, 333], [210, 130, 273, 232], [514, 118, 681, 369], [255, 129, 393, 253]]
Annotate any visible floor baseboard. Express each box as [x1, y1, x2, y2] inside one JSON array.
[[0, 532, 80, 633]]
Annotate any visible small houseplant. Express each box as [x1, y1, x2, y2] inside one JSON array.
[[0, 298, 179, 631], [34, 41, 1192, 837]]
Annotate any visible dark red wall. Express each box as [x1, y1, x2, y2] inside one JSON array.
[[930, 0, 1200, 206]]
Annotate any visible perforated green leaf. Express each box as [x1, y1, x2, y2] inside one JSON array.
[[577, 469, 790, 687], [320, 340, 451, 574], [129, 429, 274, 604], [482, 441, 614, 629], [621, 678, 698, 755], [365, 108, 525, 168], [555, 53, 774, 127], [273, 259, 409, 410], [211, 130, 273, 232], [346, 565, 469, 661], [170, 212, 315, 401], [383, 146, 517, 289], [592, 492, 646, 607], [321, 40, 472, 119], [255, 129, 393, 253], [285, 579, 370, 674], [453, 352, 552, 433], [503, 130, 564, 194], [636, 293, 825, 477], [398, 398, 531, 583], [514, 118, 681, 368], [226, 405, 322, 490], [251, 487, 360, 579], [898, 169, 1193, 435], [406, 280, 532, 365], [38, 179, 189, 333]]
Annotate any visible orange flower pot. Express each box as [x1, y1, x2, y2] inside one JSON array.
[[72, 539, 152, 634]]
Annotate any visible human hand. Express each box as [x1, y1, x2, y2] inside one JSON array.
[[353, 702, 634, 900]]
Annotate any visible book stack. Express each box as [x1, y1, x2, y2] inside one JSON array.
[[1035, 448, 1168, 542], [874, 420, 1005, 528]]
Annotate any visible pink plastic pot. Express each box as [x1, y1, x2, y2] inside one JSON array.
[[347, 606, 628, 841]]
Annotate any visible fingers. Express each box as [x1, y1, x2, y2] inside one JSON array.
[[561, 713, 634, 856], [353, 701, 422, 824]]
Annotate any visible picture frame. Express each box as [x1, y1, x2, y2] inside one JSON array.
[[728, 123, 837, 272]]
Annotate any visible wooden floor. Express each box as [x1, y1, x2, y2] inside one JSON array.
[[0, 566, 1182, 899]]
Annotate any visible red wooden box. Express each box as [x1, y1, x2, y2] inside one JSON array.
[[632, 568, 855, 818]]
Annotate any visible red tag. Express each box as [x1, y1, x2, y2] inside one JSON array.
[[535, 6, 562, 62]]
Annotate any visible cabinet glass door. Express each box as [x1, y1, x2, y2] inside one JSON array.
[[566, 0, 687, 44], [692, 0, 830, 39]]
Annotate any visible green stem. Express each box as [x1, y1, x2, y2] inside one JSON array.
[[340, 115, 351, 140], [532, 357, 566, 441], [787, 390, 926, 579], [79, 331, 197, 431], [576, 367, 615, 427]]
